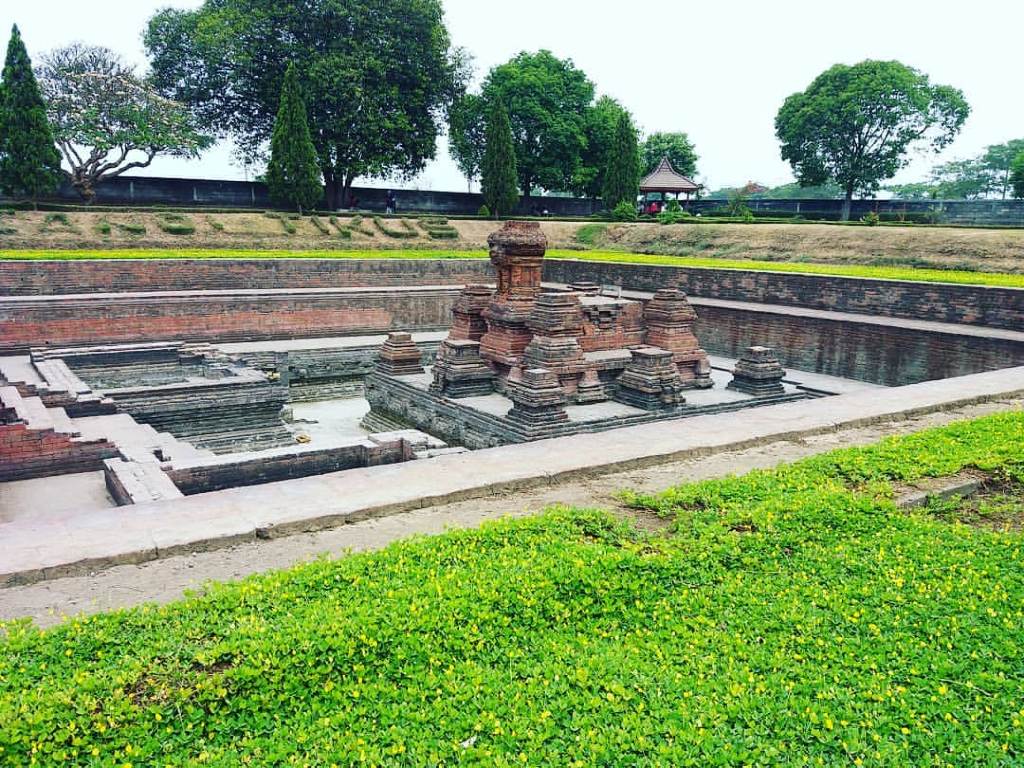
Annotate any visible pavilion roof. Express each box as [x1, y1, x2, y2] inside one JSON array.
[[640, 157, 700, 193]]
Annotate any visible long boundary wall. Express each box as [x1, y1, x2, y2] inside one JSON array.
[[8, 175, 1024, 223]]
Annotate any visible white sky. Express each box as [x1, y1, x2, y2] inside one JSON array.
[[3, 0, 1022, 193]]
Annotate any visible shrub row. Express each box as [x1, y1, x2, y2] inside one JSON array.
[[374, 216, 418, 239]]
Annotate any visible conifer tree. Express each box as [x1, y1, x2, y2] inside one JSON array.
[[481, 100, 518, 218], [601, 111, 639, 211], [0, 25, 61, 206], [266, 62, 322, 212]]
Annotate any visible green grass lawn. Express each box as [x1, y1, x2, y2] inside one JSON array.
[[2, 247, 1023, 288], [2, 412, 1023, 766]]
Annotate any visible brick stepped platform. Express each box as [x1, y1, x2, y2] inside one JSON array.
[[366, 371, 811, 449], [74, 413, 212, 465], [0, 386, 118, 482], [103, 374, 293, 454]]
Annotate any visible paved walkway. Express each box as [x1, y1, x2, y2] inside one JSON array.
[[2, 396, 1018, 628], [2, 366, 1021, 588]]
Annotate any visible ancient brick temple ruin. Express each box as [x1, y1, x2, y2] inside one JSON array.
[[364, 221, 811, 448]]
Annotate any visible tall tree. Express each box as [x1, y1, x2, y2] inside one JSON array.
[[448, 93, 485, 190], [981, 139, 1024, 199], [266, 63, 322, 212], [38, 44, 210, 202], [775, 60, 969, 220], [640, 132, 698, 178], [1010, 152, 1024, 200], [0, 25, 61, 206], [572, 95, 630, 200], [601, 111, 639, 210], [480, 100, 519, 218], [448, 50, 594, 200], [146, 0, 467, 209], [928, 157, 995, 199]]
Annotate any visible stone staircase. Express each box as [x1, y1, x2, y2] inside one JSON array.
[[0, 386, 118, 482], [0, 354, 114, 415], [103, 458, 185, 506], [73, 413, 213, 465]]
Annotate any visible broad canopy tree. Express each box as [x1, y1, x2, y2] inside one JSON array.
[[981, 139, 1024, 199], [449, 50, 595, 200], [146, 0, 467, 209], [775, 60, 969, 220], [0, 25, 62, 205], [640, 132, 698, 179], [927, 157, 995, 200], [573, 95, 632, 200], [38, 44, 210, 202]]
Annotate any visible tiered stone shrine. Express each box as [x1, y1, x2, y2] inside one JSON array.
[[644, 288, 712, 388], [522, 292, 588, 394], [728, 346, 786, 396], [430, 339, 494, 398], [364, 220, 809, 447], [615, 347, 688, 411], [479, 221, 547, 382], [448, 284, 492, 341], [506, 368, 569, 433], [377, 332, 425, 376]]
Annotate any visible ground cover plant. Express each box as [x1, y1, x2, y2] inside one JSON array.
[[922, 482, 1024, 532], [154, 212, 196, 236], [1, 411, 1022, 766], [37, 211, 77, 234], [2, 247, 1023, 289]]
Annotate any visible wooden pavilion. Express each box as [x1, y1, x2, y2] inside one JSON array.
[[639, 157, 701, 208]]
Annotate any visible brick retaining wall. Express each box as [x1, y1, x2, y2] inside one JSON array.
[[5, 258, 1016, 332], [692, 300, 1024, 386], [0, 288, 459, 353], [544, 260, 1023, 331], [0, 422, 118, 481], [0, 258, 493, 296]]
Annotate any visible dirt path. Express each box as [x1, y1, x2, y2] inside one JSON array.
[[1, 398, 1018, 629]]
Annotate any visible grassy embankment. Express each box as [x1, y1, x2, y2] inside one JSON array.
[[3, 247, 1024, 289], [2, 411, 1023, 765], [4, 210, 1024, 274]]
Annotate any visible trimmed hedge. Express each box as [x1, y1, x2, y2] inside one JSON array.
[[374, 216, 418, 239], [154, 213, 197, 236]]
